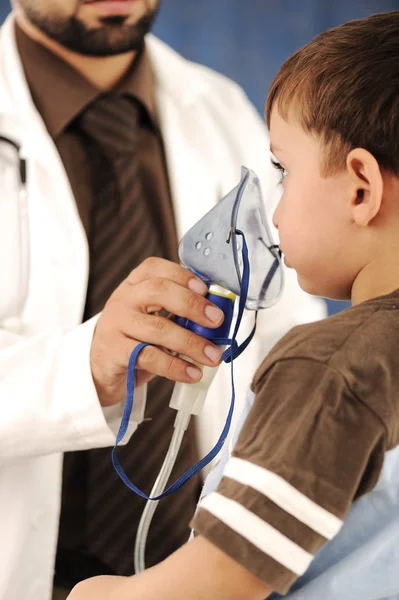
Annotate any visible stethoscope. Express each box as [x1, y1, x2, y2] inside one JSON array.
[[0, 133, 29, 328], [0, 134, 27, 186]]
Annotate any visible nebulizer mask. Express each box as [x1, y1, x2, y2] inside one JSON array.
[[111, 167, 284, 573]]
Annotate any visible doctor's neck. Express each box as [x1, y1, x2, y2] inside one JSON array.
[[15, 12, 136, 91]]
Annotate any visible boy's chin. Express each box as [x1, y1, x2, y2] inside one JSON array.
[[296, 276, 322, 297], [296, 274, 350, 301]]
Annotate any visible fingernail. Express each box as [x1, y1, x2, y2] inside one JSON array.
[[186, 365, 203, 381], [205, 305, 224, 323], [204, 345, 223, 363], [188, 278, 208, 295]]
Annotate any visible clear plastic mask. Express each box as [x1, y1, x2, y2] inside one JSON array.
[[179, 167, 284, 310]]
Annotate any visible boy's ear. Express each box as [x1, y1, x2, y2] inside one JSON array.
[[346, 148, 383, 226]]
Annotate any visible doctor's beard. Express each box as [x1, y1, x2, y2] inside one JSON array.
[[15, 0, 160, 57]]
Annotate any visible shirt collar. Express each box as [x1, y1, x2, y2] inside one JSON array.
[[15, 23, 158, 139]]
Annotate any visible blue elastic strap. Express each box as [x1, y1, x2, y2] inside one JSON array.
[[112, 229, 257, 500]]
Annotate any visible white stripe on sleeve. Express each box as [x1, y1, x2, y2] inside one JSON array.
[[199, 492, 313, 576], [223, 457, 342, 539]]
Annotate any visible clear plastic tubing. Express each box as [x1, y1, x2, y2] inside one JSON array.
[[134, 286, 235, 573], [134, 409, 191, 573]]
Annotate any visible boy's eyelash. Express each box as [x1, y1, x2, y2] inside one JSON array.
[[271, 159, 284, 171], [270, 159, 287, 183]]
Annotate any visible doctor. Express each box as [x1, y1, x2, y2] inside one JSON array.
[[0, 1, 326, 599]]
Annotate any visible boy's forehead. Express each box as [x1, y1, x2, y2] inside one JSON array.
[[270, 108, 297, 138], [269, 110, 296, 156], [269, 109, 318, 157]]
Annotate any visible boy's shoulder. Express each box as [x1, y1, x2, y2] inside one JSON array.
[[253, 289, 399, 444], [259, 289, 399, 367]]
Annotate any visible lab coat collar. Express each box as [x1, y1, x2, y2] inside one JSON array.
[[0, 16, 50, 156], [0, 15, 220, 241], [146, 34, 212, 107], [146, 34, 220, 239], [0, 17, 213, 160]]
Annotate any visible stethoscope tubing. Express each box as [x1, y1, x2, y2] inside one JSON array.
[[0, 134, 29, 323]]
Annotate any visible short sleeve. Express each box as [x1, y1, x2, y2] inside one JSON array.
[[191, 358, 386, 594]]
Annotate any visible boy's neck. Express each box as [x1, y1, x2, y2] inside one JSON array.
[[351, 256, 399, 305], [15, 13, 136, 90]]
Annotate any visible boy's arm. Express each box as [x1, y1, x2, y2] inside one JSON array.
[[67, 536, 272, 600], [191, 358, 387, 595]]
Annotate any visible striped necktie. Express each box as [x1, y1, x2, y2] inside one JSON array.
[[73, 94, 201, 575]]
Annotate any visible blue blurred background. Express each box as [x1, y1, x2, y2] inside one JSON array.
[[1, 0, 398, 313]]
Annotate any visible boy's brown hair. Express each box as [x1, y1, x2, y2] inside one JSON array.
[[265, 11, 399, 176]]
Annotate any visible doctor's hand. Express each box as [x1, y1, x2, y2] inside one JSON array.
[[90, 257, 225, 407]]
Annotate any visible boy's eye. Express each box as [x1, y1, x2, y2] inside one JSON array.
[[271, 159, 287, 184]]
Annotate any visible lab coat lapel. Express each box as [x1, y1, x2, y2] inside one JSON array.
[[148, 35, 220, 242], [158, 95, 220, 241], [0, 16, 89, 326]]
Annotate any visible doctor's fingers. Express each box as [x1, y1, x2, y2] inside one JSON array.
[[120, 312, 223, 369], [125, 256, 207, 292], [118, 277, 224, 330], [98, 333, 207, 386], [134, 343, 206, 384]]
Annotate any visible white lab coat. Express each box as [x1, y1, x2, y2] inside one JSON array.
[[0, 14, 326, 600]]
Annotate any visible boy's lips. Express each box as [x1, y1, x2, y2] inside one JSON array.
[[283, 255, 292, 268]]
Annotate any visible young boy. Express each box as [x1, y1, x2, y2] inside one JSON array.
[[68, 10, 399, 600]]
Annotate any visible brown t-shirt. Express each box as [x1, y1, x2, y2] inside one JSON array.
[[192, 289, 399, 594]]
